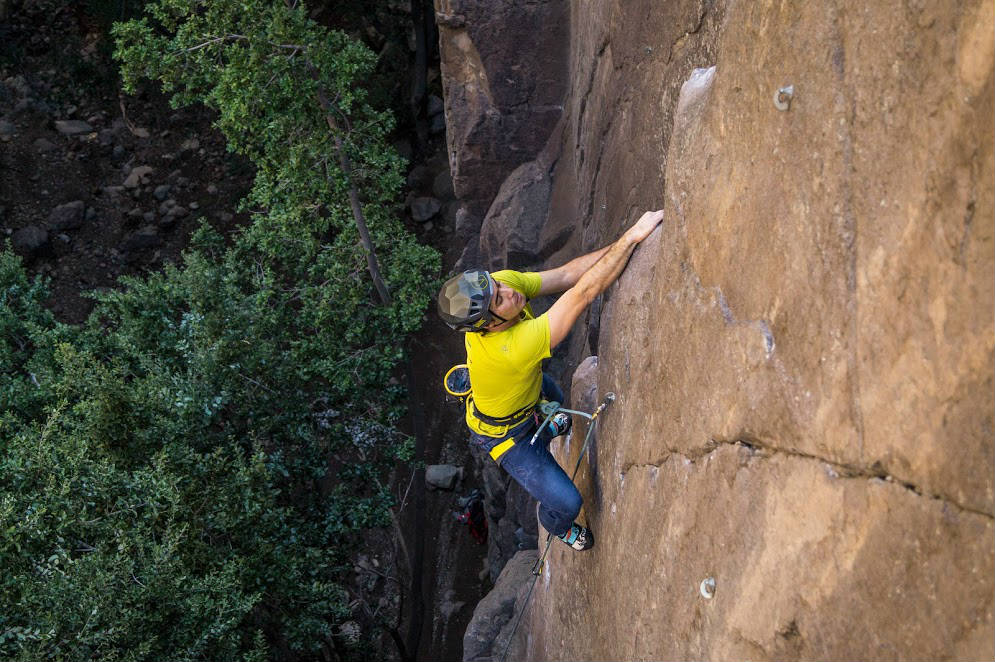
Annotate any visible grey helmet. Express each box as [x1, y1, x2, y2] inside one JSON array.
[[438, 269, 498, 332]]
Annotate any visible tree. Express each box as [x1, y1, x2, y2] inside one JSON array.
[[0, 1, 439, 659]]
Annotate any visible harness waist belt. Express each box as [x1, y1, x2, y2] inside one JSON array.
[[469, 396, 537, 428]]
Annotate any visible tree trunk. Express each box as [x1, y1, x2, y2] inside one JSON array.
[[308, 65, 393, 306], [287, 0, 393, 305]]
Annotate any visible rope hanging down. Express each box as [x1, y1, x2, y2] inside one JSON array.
[[499, 392, 616, 662]]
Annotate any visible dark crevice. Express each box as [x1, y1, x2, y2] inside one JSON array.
[[828, 0, 867, 463], [667, 1, 709, 64], [575, 38, 611, 156]]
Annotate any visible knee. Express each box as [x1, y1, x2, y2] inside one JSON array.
[[549, 483, 582, 519]]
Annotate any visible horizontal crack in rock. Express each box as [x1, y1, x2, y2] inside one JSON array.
[[619, 438, 993, 520]]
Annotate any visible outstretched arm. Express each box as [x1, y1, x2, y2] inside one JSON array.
[[545, 210, 664, 349], [536, 246, 612, 295]]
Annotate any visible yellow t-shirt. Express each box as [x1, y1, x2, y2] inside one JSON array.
[[464, 270, 550, 437]]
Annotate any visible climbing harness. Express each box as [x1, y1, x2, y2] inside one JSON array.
[[498, 391, 616, 662], [443, 364, 553, 441]]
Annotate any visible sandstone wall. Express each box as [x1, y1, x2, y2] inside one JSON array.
[[435, 0, 568, 266], [440, 0, 994, 659]]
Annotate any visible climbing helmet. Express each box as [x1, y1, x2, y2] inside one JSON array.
[[437, 269, 497, 332]]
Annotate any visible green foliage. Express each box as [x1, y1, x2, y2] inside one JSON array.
[[1, 1, 441, 660]]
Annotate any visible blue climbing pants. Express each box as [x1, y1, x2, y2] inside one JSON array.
[[469, 374, 581, 538]]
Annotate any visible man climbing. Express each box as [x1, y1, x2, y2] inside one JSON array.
[[437, 209, 665, 551]]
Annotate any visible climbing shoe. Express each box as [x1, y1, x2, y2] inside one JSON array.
[[558, 522, 594, 551], [548, 411, 572, 438]]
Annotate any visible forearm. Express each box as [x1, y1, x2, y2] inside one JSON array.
[[572, 233, 639, 301], [559, 245, 611, 284], [544, 209, 663, 348]]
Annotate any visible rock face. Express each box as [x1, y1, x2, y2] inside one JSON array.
[[462, 549, 538, 662], [443, 0, 995, 659], [436, 0, 569, 229]]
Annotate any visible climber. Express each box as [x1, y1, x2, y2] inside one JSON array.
[[437, 209, 665, 552]]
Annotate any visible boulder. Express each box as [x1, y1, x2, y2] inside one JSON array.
[[410, 196, 441, 222], [406, 164, 433, 191], [425, 464, 464, 491], [453, 204, 480, 241], [436, 0, 568, 211], [11, 225, 48, 256], [122, 166, 154, 189], [466, 441, 541, 585], [429, 113, 446, 135], [121, 227, 161, 254], [170, 206, 188, 218], [47, 200, 85, 231], [432, 168, 455, 200], [427, 93, 445, 116], [441, 200, 460, 228], [33, 138, 56, 153], [477, 157, 555, 270]]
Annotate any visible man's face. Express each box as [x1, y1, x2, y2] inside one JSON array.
[[488, 281, 526, 325]]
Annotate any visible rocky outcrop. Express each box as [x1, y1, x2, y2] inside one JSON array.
[[462, 549, 538, 662], [527, 1, 994, 660], [436, 0, 569, 250], [477, 157, 556, 271], [442, 0, 994, 659]]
